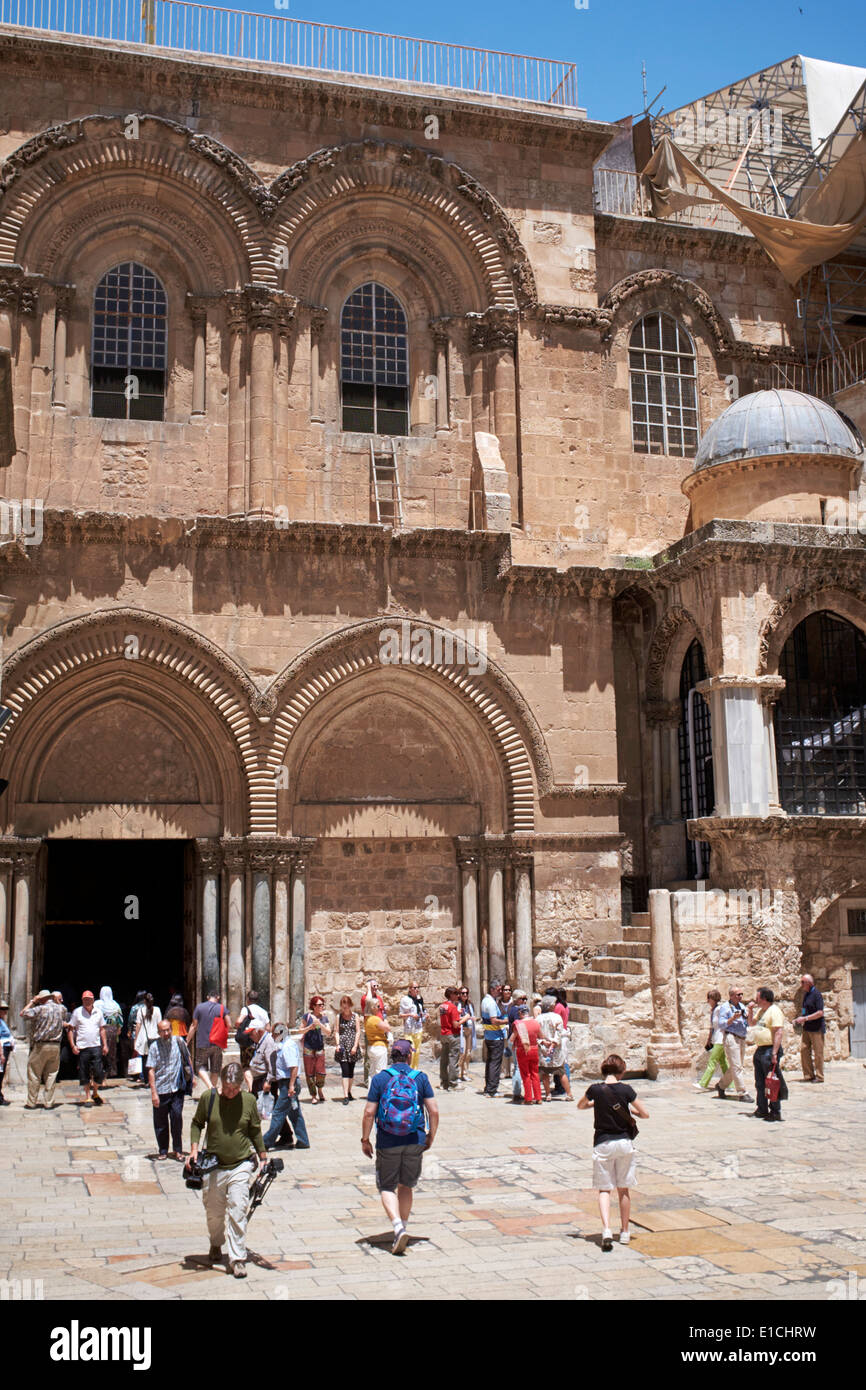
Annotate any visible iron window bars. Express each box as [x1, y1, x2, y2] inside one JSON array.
[[92, 262, 168, 421], [341, 282, 409, 436], [629, 312, 699, 458]]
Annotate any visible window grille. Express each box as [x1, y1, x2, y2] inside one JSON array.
[[847, 909, 866, 937], [92, 262, 167, 421], [629, 312, 698, 458], [775, 611, 866, 815], [678, 639, 713, 878], [341, 282, 409, 435]]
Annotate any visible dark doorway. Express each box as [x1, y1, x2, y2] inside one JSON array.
[[41, 841, 187, 1018]]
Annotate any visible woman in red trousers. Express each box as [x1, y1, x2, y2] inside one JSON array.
[[510, 1004, 542, 1105]]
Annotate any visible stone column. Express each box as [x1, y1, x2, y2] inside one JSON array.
[[8, 840, 40, 1030], [222, 842, 246, 1019], [432, 325, 449, 431], [247, 290, 276, 517], [490, 320, 517, 481], [309, 308, 326, 424], [0, 856, 12, 1001], [247, 845, 273, 1011], [272, 853, 293, 1026], [486, 847, 506, 984], [762, 684, 785, 814], [458, 848, 481, 1008], [698, 676, 785, 817], [51, 286, 73, 412], [512, 850, 533, 994], [188, 297, 207, 418], [13, 284, 38, 478], [290, 852, 308, 1025], [646, 888, 691, 1076], [468, 318, 491, 434], [647, 701, 680, 819], [225, 295, 247, 517], [195, 841, 221, 1000], [0, 278, 14, 353]]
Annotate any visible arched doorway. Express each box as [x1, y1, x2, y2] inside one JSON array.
[[678, 639, 713, 877], [774, 611, 866, 815]]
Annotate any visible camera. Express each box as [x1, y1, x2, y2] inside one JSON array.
[[183, 1151, 220, 1190]]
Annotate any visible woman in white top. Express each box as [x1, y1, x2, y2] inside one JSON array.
[[133, 993, 162, 1081], [695, 989, 726, 1090]]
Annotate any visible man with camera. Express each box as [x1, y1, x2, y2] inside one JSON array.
[[187, 1062, 267, 1278]]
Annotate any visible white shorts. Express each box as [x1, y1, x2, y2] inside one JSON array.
[[592, 1138, 637, 1190]]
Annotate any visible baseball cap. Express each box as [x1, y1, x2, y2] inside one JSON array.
[[391, 1039, 413, 1061], [82, 990, 95, 1000]]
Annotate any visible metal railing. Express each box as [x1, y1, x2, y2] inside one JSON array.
[[757, 337, 866, 401], [0, 0, 578, 106], [593, 167, 749, 235]]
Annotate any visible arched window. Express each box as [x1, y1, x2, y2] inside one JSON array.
[[678, 639, 713, 876], [92, 262, 167, 421], [775, 611, 866, 815], [340, 282, 409, 435], [629, 312, 698, 458]]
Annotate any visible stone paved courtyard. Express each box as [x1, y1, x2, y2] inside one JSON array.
[[3, 1056, 866, 1302]]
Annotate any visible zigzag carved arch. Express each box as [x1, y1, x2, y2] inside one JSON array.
[[646, 605, 708, 705], [601, 269, 734, 354], [258, 620, 547, 835], [0, 608, 261, 829], [0, 120, 535, 306]]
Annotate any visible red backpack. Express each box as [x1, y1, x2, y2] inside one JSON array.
[[209, 1005, 228, 1049]]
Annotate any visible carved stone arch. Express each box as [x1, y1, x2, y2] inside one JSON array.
[[260, 620, 552, 835], [759, 585, 866, 676], [646, 605, 707, 704], [601, 269, 734, 356], [0, 115, 261, 284], [298, 220, 463, 319], [0, 608, 263, 835], [268, 141, 537, 312]]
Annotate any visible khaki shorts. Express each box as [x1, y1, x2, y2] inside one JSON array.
[[375, 1143, 425, 1192], [592, 1137, 637, 1190], [195, 1045, 223, 1075]]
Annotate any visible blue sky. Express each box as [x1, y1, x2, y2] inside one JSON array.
[[237, 0, 863, 121]]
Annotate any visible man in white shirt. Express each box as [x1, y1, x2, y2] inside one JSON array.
[[262, 1023, 310, 1149], [399, 982, 426, 1069], [65, 990, 108, 1108]]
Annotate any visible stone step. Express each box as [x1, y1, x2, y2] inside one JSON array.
[[571, 970, 634, 991], [630, 912, 650, 927], [568, 988, 618, 1008], [605, 940, 651, 960], [591, 955, 647, 976], [622, 924, 650, 943]]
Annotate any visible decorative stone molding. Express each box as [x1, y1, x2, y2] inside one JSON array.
[[645, 605, 704, 704], [308, 307, 328, 338], [264, 619, 544, 835], [645, 699, 681, 728], [759, 583, 866, 675], [467, 310, 518, 353], [53, 285, 75, 316], [290, 218, 464, 312]]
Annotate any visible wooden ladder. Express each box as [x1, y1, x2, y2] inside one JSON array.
[[370, 437, 403, 526]]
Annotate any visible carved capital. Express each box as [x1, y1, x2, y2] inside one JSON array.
[[224, 292, 247, 334], [54, 285, 75, 318], [186, 293, 209, 329], [308, 307, 328, 340], [429, 318, 450, 349], [645, 699, 682, 728], [509, 848, 534, 874], [467, 311, 517, 354], [484, 846, 507, 870], [194, 839, 223, 874], [220, 838, 247, 874]]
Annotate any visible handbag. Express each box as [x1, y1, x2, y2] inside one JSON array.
[[765, 1066, 782, 1104], [127, 1055, 142, 1078]]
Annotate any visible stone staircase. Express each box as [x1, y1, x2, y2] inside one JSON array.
[[562, 913, 653, 1074]]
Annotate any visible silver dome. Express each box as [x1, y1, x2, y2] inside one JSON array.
[[694, 389, 863, 472]]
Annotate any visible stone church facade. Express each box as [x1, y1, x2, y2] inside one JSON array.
[[1, 25, 865, 1072]]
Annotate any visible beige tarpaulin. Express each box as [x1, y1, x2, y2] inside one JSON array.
[[642, 134, 866, 285]]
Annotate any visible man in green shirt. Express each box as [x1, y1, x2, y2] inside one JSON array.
[[188, 1062, 267, 1278]]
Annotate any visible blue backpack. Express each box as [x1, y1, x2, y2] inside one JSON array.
[[377, 1067, 424, 1138]]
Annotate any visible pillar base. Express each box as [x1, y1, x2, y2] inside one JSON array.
[[646, 1034, 693, 1079]]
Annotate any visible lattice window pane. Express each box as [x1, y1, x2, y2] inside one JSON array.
[[678, 639, 713, 877], [629, 311, 699, 459], [92, 262, 167, 421], [775, 611, 866, 815], [341, 282, 409, 435]]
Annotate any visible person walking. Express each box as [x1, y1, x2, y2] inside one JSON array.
[[146, 1017, 193, 1161], [244, 1020, 277, 1099], [748, 987, 788, 1122], [457, 986, 476, 1081], [537, 996, 573, 1101], [578, 1053, 649, 1251], [263, 1021, 311, 1150], [0, 1001, 13, 1106], [302, 995, 332, 1103], [335, 996, 362, 1103], [714, 987, 753, 1102], [500, 984, 515, 1078], [132, 994, 161, 1085], [510, 1002, 542, 1105], [695, 990, 727, 1092], [187, 1062, 267, 1279], [20, 989, 68, 1109], [480, 979, 509, 1097], [361, 1037, 439, 1255], [165, 994, 191, 1038], [398, 982, 426, 1069], [507, 988, 528, 1101], [360, 980, 385, 1086], [187, 990, 231, 1090], [66, 991, 108, 1108], [235, 990, 269, 1066], [364, 1007, 391, 1084], [551, 988, 573, 1096], [795, 974, 826, 1083], [438, 986, 462, 1092], [98, 986, 124, 1078]]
